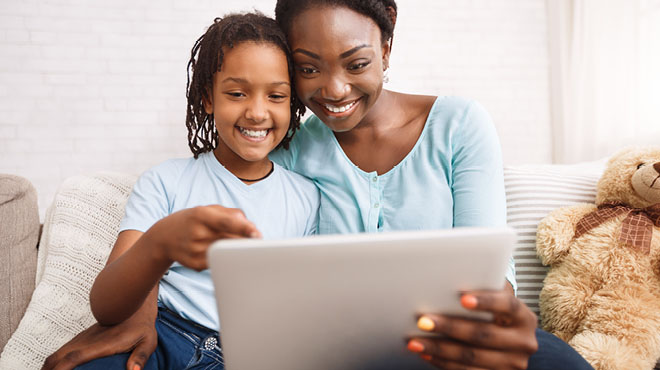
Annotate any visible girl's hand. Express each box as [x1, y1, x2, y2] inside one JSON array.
[[146, 205, 261, 271], [407, 289, 538, 370]]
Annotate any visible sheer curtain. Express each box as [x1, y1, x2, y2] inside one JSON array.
[[547, 0, 660, 163]]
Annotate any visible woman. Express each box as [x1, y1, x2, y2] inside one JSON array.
[[44, 1, 594, 369]]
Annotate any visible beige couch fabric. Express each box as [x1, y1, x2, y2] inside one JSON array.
[[2, 163, 619, 369], [0, 175, 39, 352], [0, 173, 136, 369]]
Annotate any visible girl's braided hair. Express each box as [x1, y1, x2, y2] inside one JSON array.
[[186, 12, 306, 158]]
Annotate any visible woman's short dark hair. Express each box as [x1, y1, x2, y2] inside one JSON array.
[[275, 0, 397, 44], [186, 12, 306, 158]]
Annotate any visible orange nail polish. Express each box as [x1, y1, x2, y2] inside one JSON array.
[[417, 316, 435, 331], [461, 294, 478, 309], [407, 340, 425, 353], [133, 365, 141, 370], [421, 354, 432, 361]]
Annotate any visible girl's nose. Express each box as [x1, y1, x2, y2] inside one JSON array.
[[321, 75, 350, 101], [245, 98, 268, 123], [653, 162, 660, 174]]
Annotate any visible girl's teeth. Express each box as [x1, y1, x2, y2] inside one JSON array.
[[238, 127, 268, 138], [324, 101, 356, 113]]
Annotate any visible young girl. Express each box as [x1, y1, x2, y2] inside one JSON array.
[[76, 12, 319, 370]]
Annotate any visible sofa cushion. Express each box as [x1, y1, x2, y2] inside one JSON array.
[[504, 163, 604, 318], [0, 173, 136, 369], [0, 175, 40, 352]]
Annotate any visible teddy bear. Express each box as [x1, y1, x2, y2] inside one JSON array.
[[536, 147, 660, 370]]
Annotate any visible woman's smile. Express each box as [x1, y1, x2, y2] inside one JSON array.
[[316, 97, 362, 119]]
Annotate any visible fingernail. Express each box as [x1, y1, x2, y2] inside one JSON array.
[[417, 316, 435, 331], [133, 365, 141, 370], [250, 231, 260, 238], [421, 354, 432, 361], [461, 294, 478, 309], [407, 340, 425, 353]]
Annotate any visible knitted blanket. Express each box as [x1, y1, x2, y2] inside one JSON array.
[[0, 172, 136, 369]]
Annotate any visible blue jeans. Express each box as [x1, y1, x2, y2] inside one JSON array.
[[76, 305, 223, 370], [528, 328, 594, 370], [76, 311, 589, 369]]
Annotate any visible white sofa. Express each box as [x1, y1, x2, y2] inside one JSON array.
[[1, 162, 625, 369]]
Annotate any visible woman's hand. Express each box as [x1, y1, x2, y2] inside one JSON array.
[[145, 205, 262, 271], [41, 313, 157, 370], [407, 289, 538, 370]]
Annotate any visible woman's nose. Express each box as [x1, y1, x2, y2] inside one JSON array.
[[321, 75, 350, 101], [653, 161, 660, 174]]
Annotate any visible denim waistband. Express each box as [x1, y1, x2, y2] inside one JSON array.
[[157, 302, 221, 346]]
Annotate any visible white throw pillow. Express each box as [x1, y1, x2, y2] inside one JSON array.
[[504, 163, 604, 318], [0, 173, 136, 369]]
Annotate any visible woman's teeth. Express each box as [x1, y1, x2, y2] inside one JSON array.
[[324, 100, 356, 113], [238, 127, 268, 138]]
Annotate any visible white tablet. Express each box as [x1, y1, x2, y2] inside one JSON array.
[[208, 227, 516, 370]]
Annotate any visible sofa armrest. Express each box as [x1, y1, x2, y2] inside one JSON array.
[[0, 172, 136, 369], [0, 175, 40, 352]]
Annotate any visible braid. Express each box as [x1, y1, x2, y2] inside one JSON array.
[[185, 13, 305, 158], [275, 0, 397, 44]]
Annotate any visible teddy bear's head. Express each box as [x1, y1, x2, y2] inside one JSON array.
[[596, 147, 660, 208]]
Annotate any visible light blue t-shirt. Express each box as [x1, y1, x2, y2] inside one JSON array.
[[270, 96, 517, 291], [119, 151, 320, 331]]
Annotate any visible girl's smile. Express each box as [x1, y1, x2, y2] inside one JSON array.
[[236, 126, 271, 142], [203, 41, 292, 181]]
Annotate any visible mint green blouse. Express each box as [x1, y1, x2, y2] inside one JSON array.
[[270, 96, 516, 291]]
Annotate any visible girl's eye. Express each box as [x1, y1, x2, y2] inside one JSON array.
[[348, 61, 371, 71], [226, 92, 245, 98], [270, 94, 287, 101], [637, 163, 645, 169]]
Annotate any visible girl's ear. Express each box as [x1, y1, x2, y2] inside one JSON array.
[[203, 91, 213, 114]]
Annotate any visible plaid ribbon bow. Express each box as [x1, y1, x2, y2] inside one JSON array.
[[574, 202, 660, 254]]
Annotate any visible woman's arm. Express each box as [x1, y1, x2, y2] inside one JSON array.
[[407, 100, 538, 369]]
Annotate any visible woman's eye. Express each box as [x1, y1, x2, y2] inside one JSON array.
[[637, 163, 645, 169], [270, 94, 287, 101], [348, 61, 371, 71], [296, 66, 318, 75]]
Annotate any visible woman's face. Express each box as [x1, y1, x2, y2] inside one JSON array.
[[288, 6, 390, 132]]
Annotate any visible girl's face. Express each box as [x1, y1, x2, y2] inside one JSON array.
[[288, 6, 390, 132], [204, 42, 291, 167]]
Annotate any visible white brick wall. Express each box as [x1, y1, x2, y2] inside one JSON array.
[[0, 0, 552, 219]]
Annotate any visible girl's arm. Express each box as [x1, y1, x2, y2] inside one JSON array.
[[89, 229, 170, 326], [90, 205, 261, 326]]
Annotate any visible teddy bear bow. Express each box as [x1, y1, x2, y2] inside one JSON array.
[[574, 202, 660, 254]]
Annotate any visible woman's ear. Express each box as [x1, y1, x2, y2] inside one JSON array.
[[381, 41, 391, 71]]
